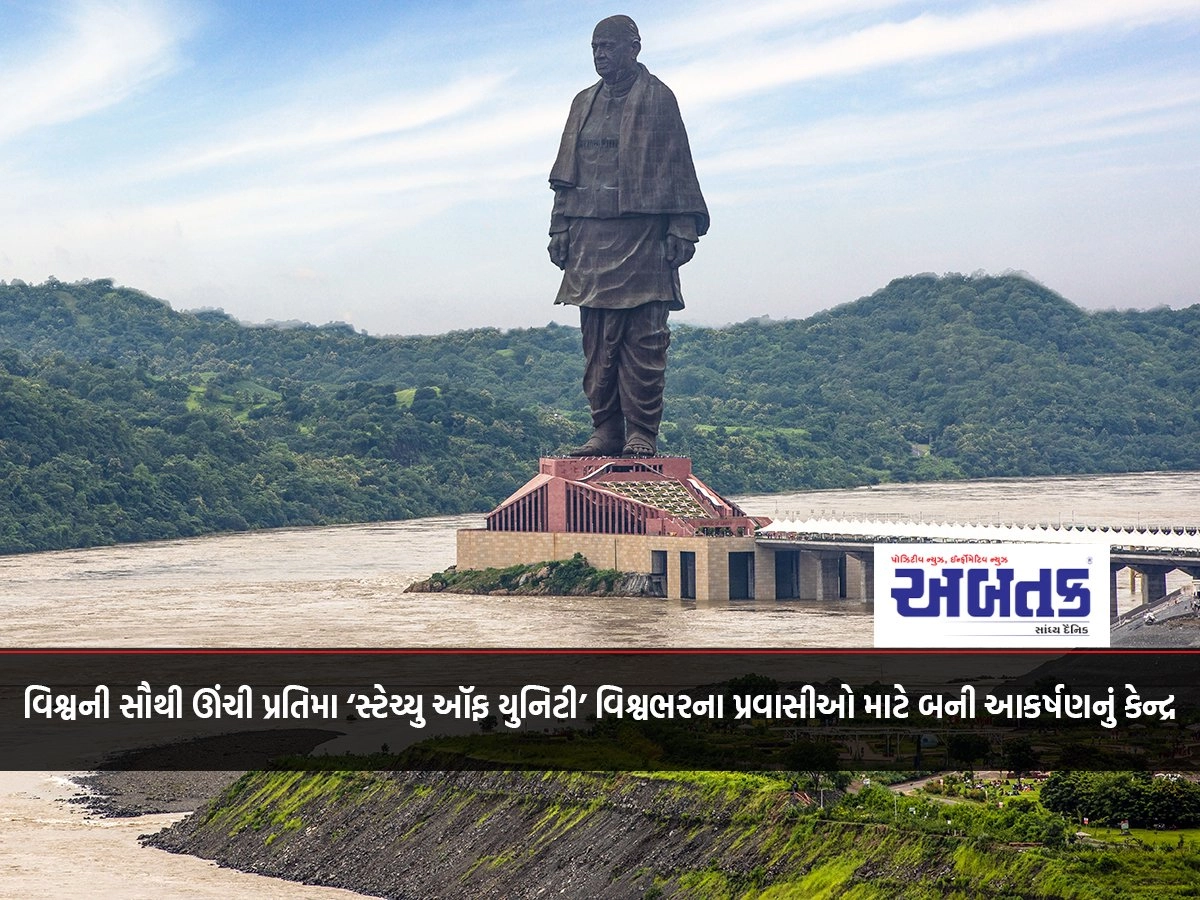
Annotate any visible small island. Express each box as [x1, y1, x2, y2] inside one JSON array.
[[406, 553, 662, 597]]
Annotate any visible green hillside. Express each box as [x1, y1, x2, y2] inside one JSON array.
[[147, 768, 1200, 899], [1, 273, 1197, 554]]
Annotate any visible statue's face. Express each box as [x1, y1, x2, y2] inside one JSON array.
[[592, 34, 639, 83]]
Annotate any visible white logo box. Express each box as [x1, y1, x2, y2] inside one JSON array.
[[873, 543, 1110, 648]]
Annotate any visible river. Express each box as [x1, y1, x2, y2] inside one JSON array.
[[3, 471, 1197, 649], [1, 471, 1197, 897]]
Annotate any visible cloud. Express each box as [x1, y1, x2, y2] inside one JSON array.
[[2, 0, 1197, 334], [0, 0, 184, 142], [44, 150, 548, 252], [701, 71, 1200, 177], [313, 103, 564, 172], [151, 72, 514, 177], [666, 0, 1200, 105], [113, 101, 561, 244], [650, 0, 911, 53]]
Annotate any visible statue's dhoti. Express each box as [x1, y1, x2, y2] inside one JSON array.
[[555, 215, 681, 452], [579, 300, 670, 443]]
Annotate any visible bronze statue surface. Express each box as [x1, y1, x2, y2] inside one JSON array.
[[549, 15, 708, 458]]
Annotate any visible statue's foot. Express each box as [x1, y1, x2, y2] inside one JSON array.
[[567, 433, 623, 457], [622, 431, 657, 458]]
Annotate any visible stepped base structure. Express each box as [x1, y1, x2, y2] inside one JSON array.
[[457, 457, 772, 602], [459, 460, 1200, 613]]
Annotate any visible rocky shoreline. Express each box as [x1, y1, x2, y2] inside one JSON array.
[[71, 769, 242, 819], [405, 553, 663, 597], [69, 728, 345, 818], [75, 762, 1200, 899], [141, 769, 821, 899], [1113, 610, 1200, 648]]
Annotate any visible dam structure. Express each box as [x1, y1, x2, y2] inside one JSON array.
[[458, 457, 1200, 614], [458, 456, 769, 603], [758, 517, 1200, 618]]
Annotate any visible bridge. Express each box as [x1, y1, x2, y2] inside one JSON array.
[[463, 455, 1200, 609], [756, 517, 1200, 618]]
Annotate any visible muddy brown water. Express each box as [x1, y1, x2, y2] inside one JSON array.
[[1, 472, 1196, 897]]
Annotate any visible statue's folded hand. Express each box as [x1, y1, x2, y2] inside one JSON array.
[[548, 232, 570, 270], [665, 233, 696, 268]]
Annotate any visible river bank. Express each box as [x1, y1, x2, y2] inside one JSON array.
[[141, 767, 1200, 899], [0, 771, 367, 899], [142, 768, 942, 898]]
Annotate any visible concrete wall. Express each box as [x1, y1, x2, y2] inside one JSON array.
[[456, 531, 874, 604], [798, 550, 843, 601], [458, 530, 647, 574], [457, 530, 760, 602], [755, 545, 778, 602], [845, 551, 873, 601]]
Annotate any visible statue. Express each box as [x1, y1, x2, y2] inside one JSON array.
[[548, 15, 709, 458]]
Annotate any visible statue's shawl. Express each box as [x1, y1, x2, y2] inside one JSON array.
[[549, 64, 710, 236]]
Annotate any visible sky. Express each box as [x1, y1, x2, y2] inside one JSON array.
[[1, 0, 1198, 336]]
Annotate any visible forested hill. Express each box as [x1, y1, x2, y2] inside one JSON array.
[[1, 273, 1197, 554]]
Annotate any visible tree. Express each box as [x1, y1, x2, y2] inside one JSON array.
[[946, 734, 991, 782], [1001, 737, 1040, 787], [785, 739, 841, 808]]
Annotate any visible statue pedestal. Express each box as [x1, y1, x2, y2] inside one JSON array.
[[456, 456, 772, 602]]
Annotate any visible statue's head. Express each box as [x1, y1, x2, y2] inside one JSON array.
[[591, 15, 640, 84]]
